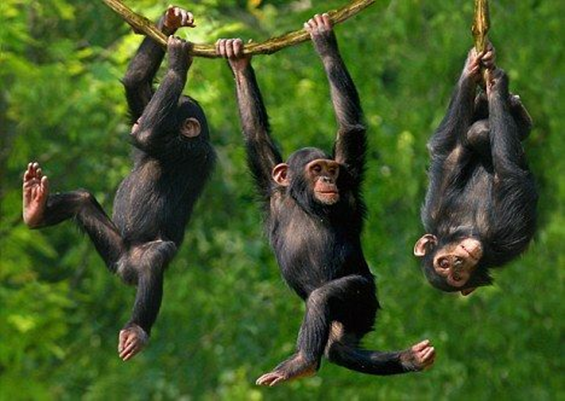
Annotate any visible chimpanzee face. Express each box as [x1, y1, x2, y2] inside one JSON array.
[[414, 235, 483, 295], [305, 159, 340, 205], [432, 238, 483, 288]]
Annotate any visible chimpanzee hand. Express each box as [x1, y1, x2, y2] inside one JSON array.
[[486, 67, 510, 99], [215, 38, 251, 73], [480, 42, 496, 70], [400, 339, 436, 372], [167, 36, 193, 74], [22, 162, 49, 228], [463, 48, 484, 83], [118, 324, 149, 361], [304, 13, 338, 57], [163, 6, 196, 33]]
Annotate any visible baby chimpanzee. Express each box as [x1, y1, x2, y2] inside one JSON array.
[[217, 13, 434, 386], [414, 44, 537, 296], [22, 7, 215, 360]]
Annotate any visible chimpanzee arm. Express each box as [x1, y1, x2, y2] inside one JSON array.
[[233, 64, 283, 199], [428, 55, 480, 156], [131, 37, 192, 152], [122, 17, 175, 123], [309, 16, 366, 186]]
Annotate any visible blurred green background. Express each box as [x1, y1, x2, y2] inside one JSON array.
[[1, 0, 563, 399]]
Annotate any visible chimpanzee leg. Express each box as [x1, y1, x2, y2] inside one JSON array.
[[23, 162, 125, 270], [325, 328, 435, 375], [488, 75, 528, 175], [117, 240, 177, 361], [256, 275, 374, 386]]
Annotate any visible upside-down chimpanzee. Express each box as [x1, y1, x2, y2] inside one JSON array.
[[216, 14, 435, 386], [414, 44, 537, 296], [22, 7, 215, 360]]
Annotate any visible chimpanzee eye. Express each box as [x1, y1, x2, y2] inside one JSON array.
[[438, 257, 449, 269], [312, 164, 322, 173]]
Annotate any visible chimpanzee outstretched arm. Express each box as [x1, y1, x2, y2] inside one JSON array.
[[306, 15, 366, 186], [122, 7, 195, 122], [217, 39, 283, 200], [131, 37, 192, 152]]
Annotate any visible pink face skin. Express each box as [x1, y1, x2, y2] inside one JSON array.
[[305, 159, 340, 205], [432, 238, 483, 288]]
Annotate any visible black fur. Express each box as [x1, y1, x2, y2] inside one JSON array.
[[232, 29, 423, 377], [420, 65, 537, 292], [31, 18, 215, 337]]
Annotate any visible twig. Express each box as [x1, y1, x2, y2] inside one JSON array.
[[471, 0, 490, 53], [101, 0, 376, 58]]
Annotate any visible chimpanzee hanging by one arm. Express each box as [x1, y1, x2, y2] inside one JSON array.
[[22, 7, 215, 361], [217, 14, 435, 387], [414, 44, 537, 296]]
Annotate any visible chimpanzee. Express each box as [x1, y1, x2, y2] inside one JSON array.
[[216, 14, 435, 386], [22, 7, 215, 361], [414, 44, 537, 296]]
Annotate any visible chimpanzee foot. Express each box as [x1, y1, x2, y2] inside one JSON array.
[[118, 324, 149, 361], [400, 339, 436, 371], [22, 162, 50, 228], [256, 353, 318, 387]]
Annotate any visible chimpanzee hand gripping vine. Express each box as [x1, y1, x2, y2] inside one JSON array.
[[217, 14, 435, 386], [414, 44, 537, 296], [22, 7, 215, 361]]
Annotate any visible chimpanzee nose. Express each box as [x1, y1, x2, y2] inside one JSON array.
[[321, 176, 331, 183]]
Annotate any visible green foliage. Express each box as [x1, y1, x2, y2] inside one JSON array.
[[1, 0, 563, 399]]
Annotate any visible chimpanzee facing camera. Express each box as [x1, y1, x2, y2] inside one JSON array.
[[218, 13, 435, 386]]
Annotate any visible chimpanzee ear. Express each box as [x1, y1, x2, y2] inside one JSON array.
[[413, 234, 437, 257], [461, 287, 476, 296], [272, 163, 290, 187], [181, 117, 201, 138]]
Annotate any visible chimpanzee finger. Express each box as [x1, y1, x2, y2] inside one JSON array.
[[412, 339, 430, 352], [41, 176, 49, 194], [186, 12, 195, 26], [314, 14, 324, 27], [420, 347, 435, 362], [24, 165, 34, 181], [218, 39, 227, 58], [226, 39, 235, 59], [166, 5, 175, 20], [269, 376, 285, 387], [118, 334, 126, 353], [233, 39, 243, 57], [322, 13, 332, 28], [122, 344, 140, 361], [119, 340, 137, 359]]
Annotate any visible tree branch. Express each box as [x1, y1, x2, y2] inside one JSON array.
[[101, 0, 376, 58], [471, 0, 490, 53]]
